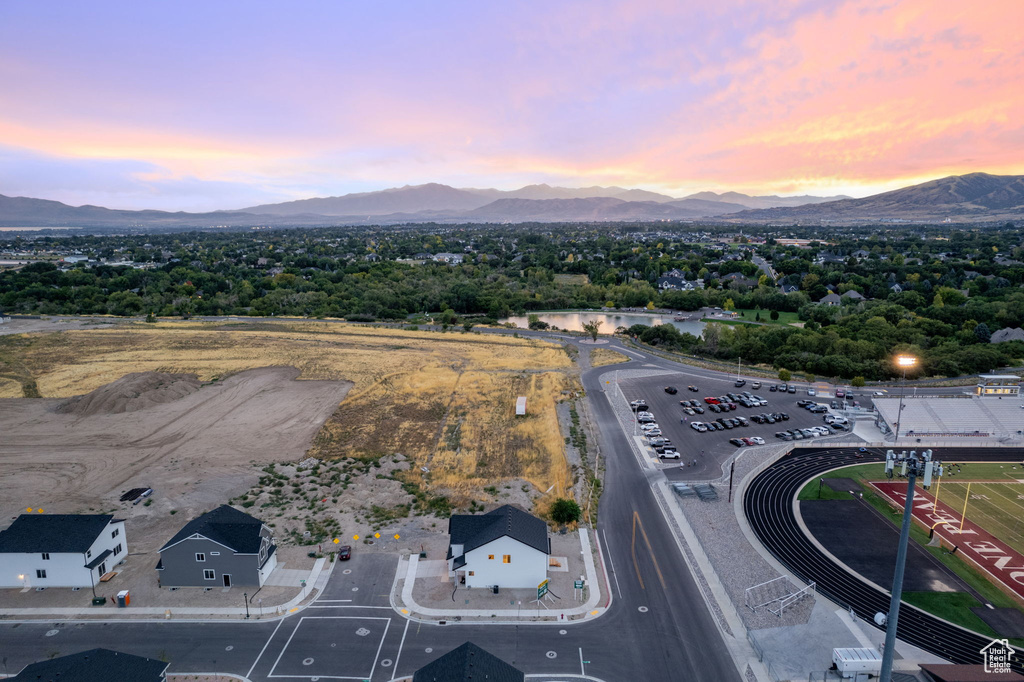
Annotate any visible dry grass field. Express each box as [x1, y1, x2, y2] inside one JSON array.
[[589, 348, 630, 367], [0, 321, 577, 509]]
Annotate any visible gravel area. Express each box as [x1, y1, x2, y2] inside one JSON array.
[[674, 444, 816, 631]]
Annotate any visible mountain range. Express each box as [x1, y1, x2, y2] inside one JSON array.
[[1, 173, 1022, 228]]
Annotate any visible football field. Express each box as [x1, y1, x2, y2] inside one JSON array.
[[930, 464, 1024, 557]]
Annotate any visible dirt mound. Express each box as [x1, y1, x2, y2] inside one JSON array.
[[56, 372, 202, 416]]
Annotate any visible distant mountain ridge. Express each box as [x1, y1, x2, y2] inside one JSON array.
[[2, 174, 1021, 228]]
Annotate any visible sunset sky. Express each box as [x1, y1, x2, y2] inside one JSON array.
[[1, 0, 1022, 211]]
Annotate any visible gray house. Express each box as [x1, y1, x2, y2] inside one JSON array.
[[414, 642, 524, 682], [10, 648, 167, 682], [156, 505, 276, 588]]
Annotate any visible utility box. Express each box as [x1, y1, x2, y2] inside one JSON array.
[[515, 396, 527, 416], [832, 648, 881, 678], [116, 590, 130, 608]]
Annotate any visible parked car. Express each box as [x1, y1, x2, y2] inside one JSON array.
[[775, 431, 792, 440], [779, 383, 787, 391], [809, 405, 828, 413], [752, 381, 761, 389], [807, 388, 816, 396], [729, 438, 746, 447], [339, 545, 352, 560], [830, 400, 840, 409], [769, 384, 778, 392], [644, 428, 662, 437], [664, 386, 678, 394], [659, 448, 681, 459], [835, 389, 845, 398], [637, 414, 657, 423], [691, 422, 707, 432], [749, 436, 765, 445], [693, 406, 705, 414], [872, 391, 886, 396], [797, 399, 815, 408], [777, 412, 790, 420], [735, 379, 746, 387], [788, 386, 797, 393], [704, 397, 720, 404], [688, 385, 699, 392], [630, 400, 648, 411], [735, 416, 749, 426], [709, 404, 722, 413]]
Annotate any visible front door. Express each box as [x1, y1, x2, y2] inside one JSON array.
[[97, 562, 106, 576], [223, 574, 231, 587]]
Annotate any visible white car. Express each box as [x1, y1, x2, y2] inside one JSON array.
[[872, 391, 885, 396], [691, 421, 707, 432], [749, 436, 765, 445], [659, 449, 681, 459]]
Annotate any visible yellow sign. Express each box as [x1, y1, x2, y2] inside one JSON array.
[[374, 533, 380, 539], [26, 508, 32, 513], [394, 534, 400, 540], [353, 534, 360, 541], [37, 509, 43, 513], [333, 538, 339, 544]]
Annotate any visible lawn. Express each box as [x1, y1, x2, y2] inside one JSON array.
[[798, 461, 1024, 642], [589, 348, 630, 367], [731, 308, 801, 325]]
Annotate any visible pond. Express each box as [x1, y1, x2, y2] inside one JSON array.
[[500, 311, 705, 337]]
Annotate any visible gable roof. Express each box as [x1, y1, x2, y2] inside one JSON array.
[[448, 505, 548, 556], [0, 515, 113, 553], [841, 290, 866, 300], [11, 648, 168, 682], [818, 293, 842, 304], [160, 505, 265, 554], [413, 642, 524, 682]]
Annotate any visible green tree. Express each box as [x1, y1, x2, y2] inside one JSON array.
[[851, 376, 865, 387], [770, 309, 780, 321], [550, 498, 582, 525], [145, 311, 156, 323], [974, 322, 992, 342], [805, 373, 816, 383], [778, 368, 792, 381], [582, 320, 602, 341], [462, 321, 474, 332], [646, 301, 655, 310], [723, 298, 735, 311]]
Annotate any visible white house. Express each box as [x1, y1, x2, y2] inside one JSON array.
[[0, 514, 127, 588], [447, 505, 549, 589]]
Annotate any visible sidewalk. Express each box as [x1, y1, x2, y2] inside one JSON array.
[[392, 528, 607, 622], [0, 558, 331, 620]]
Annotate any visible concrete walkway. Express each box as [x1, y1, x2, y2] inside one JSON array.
[[394, 528, 606, 621], [0, 558, 331, 620]]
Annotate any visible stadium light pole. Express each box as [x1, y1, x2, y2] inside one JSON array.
[[878, 449, 940, 682], [892, 355, 917, 441]]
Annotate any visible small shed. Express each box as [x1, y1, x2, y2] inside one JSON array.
[[515, 396, 527, 416]]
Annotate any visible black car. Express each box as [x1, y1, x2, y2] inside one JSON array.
[[729, 437, 745, 447], [797, 399, 815, 408], [709, 403, 722, 413], [665, 386, 678, 394], [688, 385, 699, 392], [775, 431, 791, 440], [777, 412, 789, 420], [693, 406, 705, 414], [769, 384, 778, 392], [809, 405, 828, 413]]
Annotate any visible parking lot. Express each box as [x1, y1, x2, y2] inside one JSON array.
[[619, 373, 863, 480]]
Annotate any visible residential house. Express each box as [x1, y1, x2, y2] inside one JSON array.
[[447, 505, 549, 589], [156, 505, 277, 588], [852, 249, 871, 259], [413, 642, 524, 682], [0, 514, 127, 588], [840, 290, 866, 301], [657, 275, 688, 290], [889, 283, 903, 294], [433, 253, 464, 264], [778, 284, 799, 295], [818, 293, 842, 306], [9, 648, 168, 682]]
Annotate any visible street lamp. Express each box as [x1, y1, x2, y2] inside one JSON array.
[[892, 355, 917, 441], [243, 592, 250, 619], [878, 449, 941, 682]]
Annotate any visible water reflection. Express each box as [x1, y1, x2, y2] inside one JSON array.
[[500, 311, 705, 337]]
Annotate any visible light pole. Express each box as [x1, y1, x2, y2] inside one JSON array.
[[878, 449, 941, 682], [243, 592, 249, 619], [892, 355, 917, 441]]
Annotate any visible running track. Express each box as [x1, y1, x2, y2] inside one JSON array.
[[743, 445, 1024, 672]]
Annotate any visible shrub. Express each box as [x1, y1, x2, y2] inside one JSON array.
[[550, 498, 582, 525]]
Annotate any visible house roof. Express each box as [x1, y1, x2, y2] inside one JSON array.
[[160, 505, 265, 554], [818, 293, 842, 304], [918, 663, 1024, 682], [10, 648, 168, 682], [413, 642, 524, 682], [85, 548, 113, 570], [0, 514, 114, 554], [841, 290, 866, 299], [448, 505, 549, 556]]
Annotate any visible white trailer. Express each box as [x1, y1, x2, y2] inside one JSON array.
[[831, 648, 882, 679], [515, 396, 527, 416]]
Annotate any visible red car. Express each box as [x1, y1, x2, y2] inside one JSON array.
[[704, 397, 720, 404], [339, 545, 352, 560]]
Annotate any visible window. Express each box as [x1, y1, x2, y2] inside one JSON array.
[[203, 569, 215, 580], [36, 569, 46, 579], [488, 554, 494, 560], [41, 553, 50, 560], [86, 550, 92, 559], [111, 528, 120, 539], [113, 544, 123, 556], [468, 571, 475, 576], [210, 552, 220, 556], [502, 555, 511, 564], [196, 553, 206, 562]]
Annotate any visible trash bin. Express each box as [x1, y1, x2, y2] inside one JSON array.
[[116, 590, 130, 607]]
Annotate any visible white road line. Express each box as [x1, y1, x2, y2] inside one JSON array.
[[390, 616, 410, 681], [601, 528, 622, 599], [307, 604, 394, 609], [316, 599, 354, 603], [369, 617, 392, 681], [266, 617, 304, 679], [246, 617, 284, 680]]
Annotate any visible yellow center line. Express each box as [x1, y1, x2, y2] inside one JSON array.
[[631, 512, 645, 590], [634, 511, 667, 590]]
